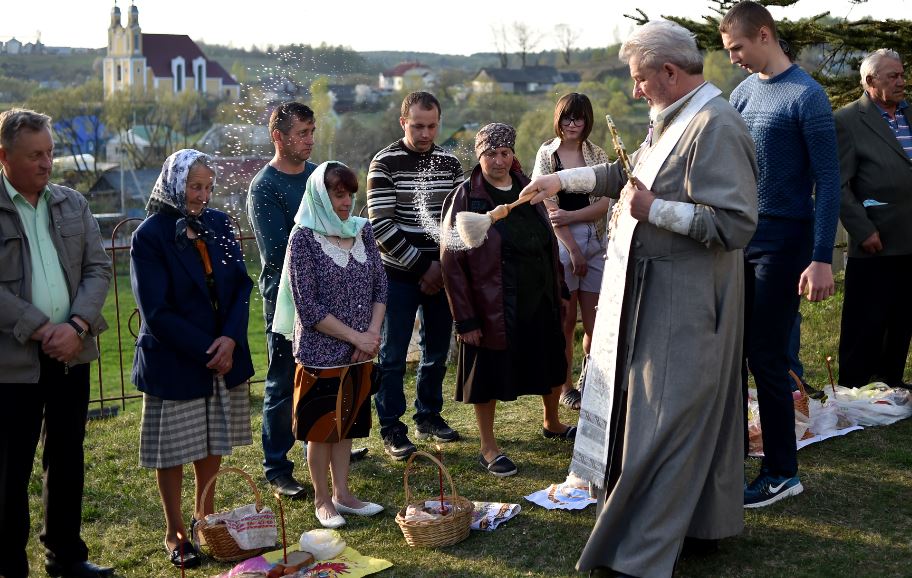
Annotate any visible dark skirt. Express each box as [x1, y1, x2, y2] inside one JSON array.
[[293, 362, 372, 442], [455, 302, 567, 404]]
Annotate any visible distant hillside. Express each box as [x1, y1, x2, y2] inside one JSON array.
[[0, 51, 103, 85], [0, 43, 624, 99], [360, 51, 501, 72]]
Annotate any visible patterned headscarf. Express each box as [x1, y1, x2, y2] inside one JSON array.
[[146, 148, 217, 243], [474, 122, 516, 158]]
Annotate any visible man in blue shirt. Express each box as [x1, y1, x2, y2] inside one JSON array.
[[836, 49, 912, 389], [248, 104, 368, 499], [721, 1, 840, 508], [247, 102, 318, 499]]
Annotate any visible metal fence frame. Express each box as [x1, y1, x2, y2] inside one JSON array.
[[90, 216, 262, 411]]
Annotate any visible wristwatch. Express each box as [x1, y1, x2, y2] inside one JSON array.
[[67, 317, 88, 339]]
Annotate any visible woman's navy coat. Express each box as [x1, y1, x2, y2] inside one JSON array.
[[131, 209, 254, 400]]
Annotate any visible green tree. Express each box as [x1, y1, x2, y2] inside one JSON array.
[[0, 74, 38, 103], [514, 107, 554, 169], [309, 77, 337, 162], [103, 92, 194, 169], [630, 0, 912, 107], [464, 91, 531, 129], [702, 49, 748, 97], [27, 80, 105, 184]]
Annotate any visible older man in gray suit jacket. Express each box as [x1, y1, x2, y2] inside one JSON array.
[[837, 48, 912, 388]]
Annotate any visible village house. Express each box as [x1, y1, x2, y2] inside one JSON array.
[[471, 65, 580, 94], [378, 62, 435, 92]]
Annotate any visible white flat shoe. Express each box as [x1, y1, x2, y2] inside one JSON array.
[[316, 510, 346, 529], [332, 499, 384, 517]]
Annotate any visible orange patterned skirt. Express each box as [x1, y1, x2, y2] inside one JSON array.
[[292, 362, 373, 442]]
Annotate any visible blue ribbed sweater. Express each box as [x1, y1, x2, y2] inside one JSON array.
[[730, 64, 841, 263]]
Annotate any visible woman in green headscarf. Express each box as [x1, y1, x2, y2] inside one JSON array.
[[275, 161, 387, 529]]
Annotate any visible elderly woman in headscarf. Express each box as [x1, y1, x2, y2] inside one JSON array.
[[440, 123, 569, 478], [131, 149, 254, 568], [273, 161, 386, 529]]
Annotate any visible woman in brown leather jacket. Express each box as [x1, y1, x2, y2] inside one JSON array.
[[440, 123, 570, 478]]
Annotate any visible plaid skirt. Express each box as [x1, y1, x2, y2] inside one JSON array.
[[139, 376, 252, 469]]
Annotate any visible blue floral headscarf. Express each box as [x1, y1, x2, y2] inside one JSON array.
[[146, 148, 218, 244]]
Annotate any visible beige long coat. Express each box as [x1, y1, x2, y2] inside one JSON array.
[[576, 95, 758, 577]]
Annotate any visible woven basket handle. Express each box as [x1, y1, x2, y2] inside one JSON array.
[[402, 451, 459, 507], [197, 467, 263, 520], [788, 370, 808, 397]]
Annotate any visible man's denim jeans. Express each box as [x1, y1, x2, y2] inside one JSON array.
[[262, 331, 302, 481], [374, 277, 453, 435]]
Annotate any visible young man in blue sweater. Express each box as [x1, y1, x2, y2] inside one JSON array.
[[247, 103, 367, 500], [721, 1, 840, 508]]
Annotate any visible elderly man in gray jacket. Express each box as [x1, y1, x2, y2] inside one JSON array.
[[836, 49, 912, 389], [0, 109, 113, 578]]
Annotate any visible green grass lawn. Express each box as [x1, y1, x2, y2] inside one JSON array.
[[24, 274, 912, 577]]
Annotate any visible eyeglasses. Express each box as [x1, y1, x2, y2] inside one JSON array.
[[560, 116, 585, 127]]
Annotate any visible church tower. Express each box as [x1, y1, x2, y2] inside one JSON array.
[[103, 1, 147, 97], [107, 3, 121, 54], [127, 2, 142, 55]]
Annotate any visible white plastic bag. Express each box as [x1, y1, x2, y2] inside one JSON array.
[[299, 529, 346, 560], [794, 404, 811, 440], [808, 397, 840, 436], [832, 383, 912, 426]]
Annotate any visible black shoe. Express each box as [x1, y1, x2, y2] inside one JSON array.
[[45, 559, 115, 578], [350, 446, 369, 462], [269, 474, 308, 500], [382, 423, 417, 460], [542, 425, 577, 441], [680, 536, 719, 560], [415, 415, 460, 442], [478, 453, 517, 477], [165, 541, 202, 569]]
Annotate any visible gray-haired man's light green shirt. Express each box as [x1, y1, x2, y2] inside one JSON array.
[[3, 173, 70, 323]]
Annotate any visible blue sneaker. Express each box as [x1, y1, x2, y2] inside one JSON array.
[[744, 472, 803, 508]]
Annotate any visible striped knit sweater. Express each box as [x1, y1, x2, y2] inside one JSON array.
[[366, 140, 464, 281], [730, 64, 841, 263]]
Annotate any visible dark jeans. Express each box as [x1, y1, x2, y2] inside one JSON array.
[[261, 331, 303, 481], [0, 354, 90, 578], [788, 312, 804, 381], [375, 277, 453, 434], [743, 221, 812, 477], [839, 255, 912, 388]]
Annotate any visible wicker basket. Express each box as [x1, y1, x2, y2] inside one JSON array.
[[788, 370, 814, 440], [194, 467, 272, 562], [395, 451, 473, 548]]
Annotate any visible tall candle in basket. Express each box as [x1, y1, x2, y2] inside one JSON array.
[[436, 444, 448, 515]]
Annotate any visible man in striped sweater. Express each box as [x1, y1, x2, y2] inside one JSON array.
[[367, 92, 465, 460]]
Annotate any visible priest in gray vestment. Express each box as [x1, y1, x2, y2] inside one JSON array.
[[521, 20, 758, 578]]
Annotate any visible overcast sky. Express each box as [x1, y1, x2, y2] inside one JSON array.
[[1, 1, 903, 55]]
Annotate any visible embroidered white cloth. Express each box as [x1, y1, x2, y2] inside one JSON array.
[[469, 501, 522, 531], [525, 474, 597, 511], [204, 504, 277, 550]]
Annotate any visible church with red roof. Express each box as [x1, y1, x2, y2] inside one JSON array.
[[102, 2, 240, 101]]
